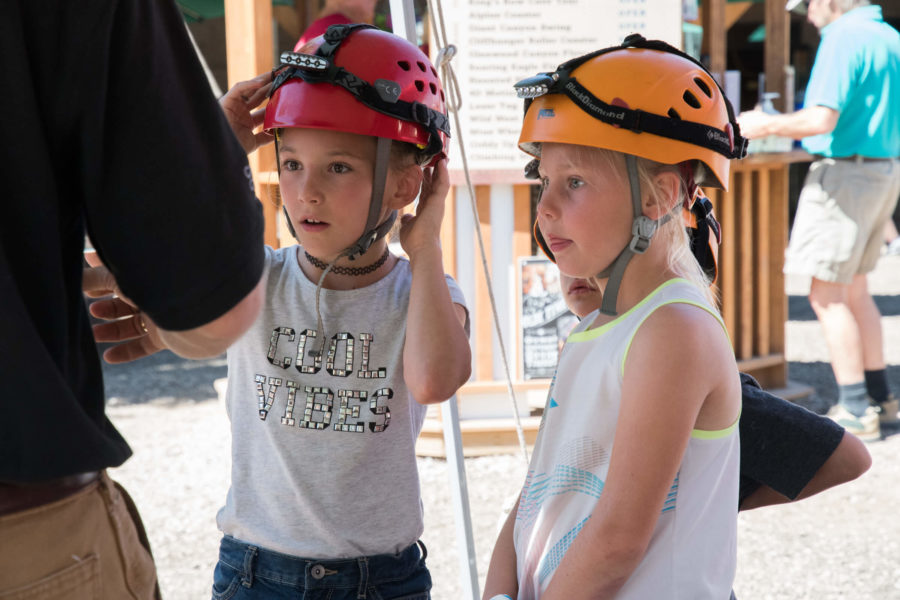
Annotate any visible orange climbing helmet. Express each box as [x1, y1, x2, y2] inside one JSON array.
[[518, 35, 745, 315], [516, 34, 746, 189]]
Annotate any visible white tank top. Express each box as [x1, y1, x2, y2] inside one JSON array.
[[514, 279, 739, 599]]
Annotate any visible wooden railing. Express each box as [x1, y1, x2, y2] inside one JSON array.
[[257, 152, 811, 455]]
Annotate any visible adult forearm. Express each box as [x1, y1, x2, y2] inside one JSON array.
[[404, 243, 471, 403], [755, 106, 838, 140], [158, 274, 265, 359]]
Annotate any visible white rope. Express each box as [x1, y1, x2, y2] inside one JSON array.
[[428, 0, 529, 465]]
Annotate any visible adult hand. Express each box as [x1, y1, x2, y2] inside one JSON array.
[[83, 251, 165, 364], [398, 159, 450, 258], [219, 71, 275, 155]]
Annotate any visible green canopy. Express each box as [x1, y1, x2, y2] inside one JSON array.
[[177, 0, 294, 23]]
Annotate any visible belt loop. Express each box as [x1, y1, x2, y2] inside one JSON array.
[[357, 556, 369, 599], [241, 545, 258, 588], [416, 539, 428, 561], [855, 154, 863, 164]]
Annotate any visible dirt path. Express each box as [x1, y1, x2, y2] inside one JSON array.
[[107, 254, 900, 599]]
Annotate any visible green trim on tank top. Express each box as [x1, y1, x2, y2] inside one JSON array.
[[691, 408, 741, 439]]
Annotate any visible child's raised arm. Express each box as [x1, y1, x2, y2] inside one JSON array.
[[399, 159, 471, 403]]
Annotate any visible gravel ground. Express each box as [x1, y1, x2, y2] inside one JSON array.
[[106, 254, 900, 599]]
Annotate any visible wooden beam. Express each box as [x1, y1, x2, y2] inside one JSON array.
[[225, 0, 278, 248], [765, 0, 790, 112], [701, 0, 727, 82], [513, 184, 534, 379], [441, 187, 458, 278], [739, 171, 754, 360], [473, 185, 493, 381], [755, 168, 771, 357]]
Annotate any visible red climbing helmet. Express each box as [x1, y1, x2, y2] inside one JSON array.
[[265, 24, 449, 166]]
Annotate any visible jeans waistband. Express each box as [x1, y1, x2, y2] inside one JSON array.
[[218, 535, 426, 591]]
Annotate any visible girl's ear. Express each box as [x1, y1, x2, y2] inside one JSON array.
[[642, 170, 682, 220], [385, 163, 424, 210]]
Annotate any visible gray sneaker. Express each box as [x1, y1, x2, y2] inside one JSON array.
[[828, 403, 882, 442], [872, 395, 899, 426]]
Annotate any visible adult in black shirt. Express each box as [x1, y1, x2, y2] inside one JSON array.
[[0, 0, 266, 596]]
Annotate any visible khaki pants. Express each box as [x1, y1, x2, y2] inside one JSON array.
[[0, 472, 159, 599]]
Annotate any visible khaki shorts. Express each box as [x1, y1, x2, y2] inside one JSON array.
[[784, 157, 900, 283], [0, 472, 159, 600]]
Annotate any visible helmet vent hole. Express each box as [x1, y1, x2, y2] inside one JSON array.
[[429, 82, 437, 94], [667, 108, 681, 120], [694, 77, 712, 98], [415, 80, 425, 92], [416, 61, 427, 72], [431, 66, 438, 76], [398, 61, 411, 71], [682, 90, 701, 109], [440, 90, 445, 102]]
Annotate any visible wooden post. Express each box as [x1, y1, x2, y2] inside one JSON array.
[[702, 0, 726, 83], [225, 0, 279, 248], [474, 185, 493, 380], [765, 0, 790, 112]]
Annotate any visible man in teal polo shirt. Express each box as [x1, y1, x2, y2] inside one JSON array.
[[739, 0, 900, 441]]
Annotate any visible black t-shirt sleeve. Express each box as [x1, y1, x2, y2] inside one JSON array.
[[82, 0, 264, 330], [738, 373, 845, 504]]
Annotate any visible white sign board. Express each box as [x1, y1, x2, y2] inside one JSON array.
[[442, 0, 682, 174]]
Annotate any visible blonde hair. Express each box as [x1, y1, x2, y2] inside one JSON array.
[[563, 145, 718, 307]]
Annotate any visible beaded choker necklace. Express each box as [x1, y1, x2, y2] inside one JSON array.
[[304, 247, 390, 276]]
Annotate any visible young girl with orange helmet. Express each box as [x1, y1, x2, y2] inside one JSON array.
[[483, 35, 749, 599]]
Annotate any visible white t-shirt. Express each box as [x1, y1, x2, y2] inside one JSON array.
[[217, 245, 467, 558], [514, 279, 739, 599]]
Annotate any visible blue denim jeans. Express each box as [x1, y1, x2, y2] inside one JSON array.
[[211, 535, 431, 600]]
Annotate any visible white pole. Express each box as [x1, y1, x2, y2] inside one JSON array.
[[388, 1, 480, 598], [388, 0, 417, 44]]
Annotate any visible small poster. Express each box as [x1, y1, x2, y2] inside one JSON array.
[[520, 257, 579, 380]]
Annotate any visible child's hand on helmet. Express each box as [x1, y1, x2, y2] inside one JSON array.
[[398, 159, 450, 258], [219, 72, 275, 155]]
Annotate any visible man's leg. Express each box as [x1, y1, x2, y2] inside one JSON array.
[[808, 277, 865, 385], [846, 274, 885, 372], [809, 277, 881, 440], [847, 273, 897, 423]]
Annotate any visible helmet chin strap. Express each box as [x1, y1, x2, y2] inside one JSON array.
[[597, 154, 671, 316], [307, 136, 396, 359]]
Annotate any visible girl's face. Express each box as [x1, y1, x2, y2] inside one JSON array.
[[559, 274, 602, 319], [278, 127, 385, 260], [536, 143, 632, 279]]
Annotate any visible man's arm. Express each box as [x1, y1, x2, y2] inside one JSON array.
[[737, 105, 839, 140], [84, 251, 265, 363]]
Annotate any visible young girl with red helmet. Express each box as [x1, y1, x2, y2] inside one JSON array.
[[141, 24, 470, 599], [483, 35, 750, 599]]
